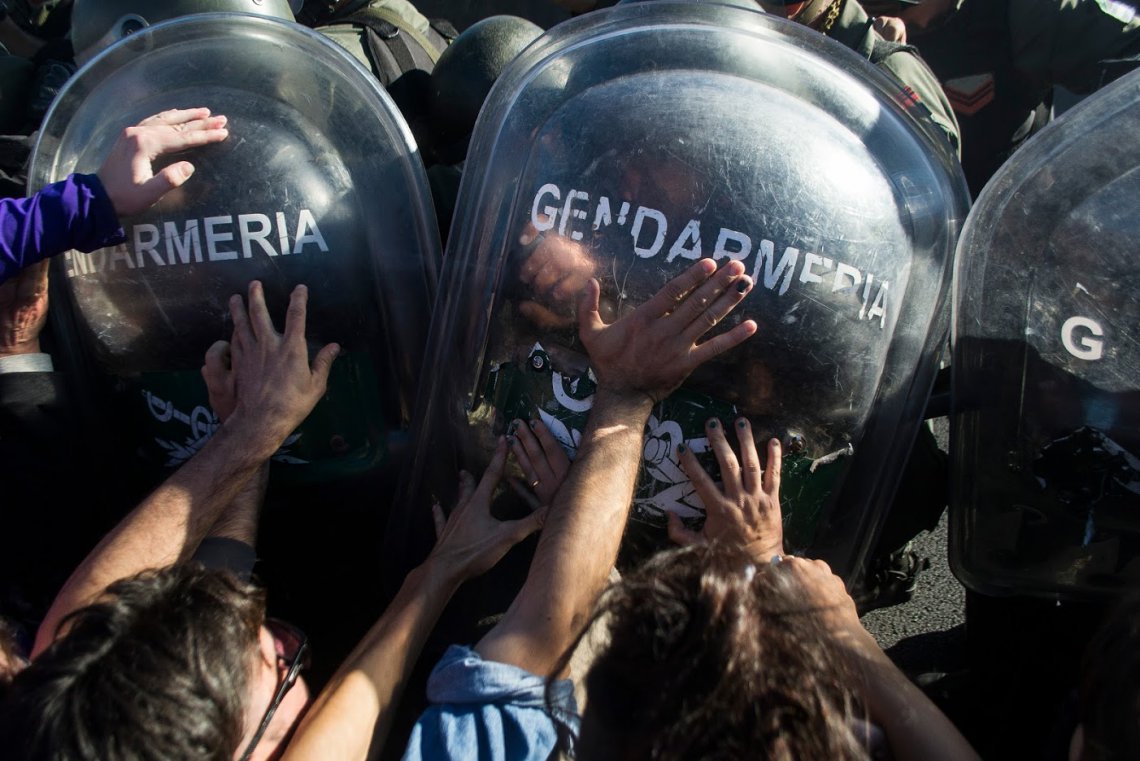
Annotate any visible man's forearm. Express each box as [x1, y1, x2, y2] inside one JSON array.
[[33, 421, 271, 656], [283, 561, 461, 761], [477, 388, 651, 675]]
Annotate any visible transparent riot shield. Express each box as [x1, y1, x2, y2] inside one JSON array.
[[29, 13, 440, 483], [394, 2, 969, 579], [951, 70, 1140, 599]]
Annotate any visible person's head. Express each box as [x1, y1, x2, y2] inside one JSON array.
[[70, 0, 297, 65], [1072, 592, 1140, 761], [567, 543, 871, 760], [756, 0, 837, 27], [0, 565, 310, 761]]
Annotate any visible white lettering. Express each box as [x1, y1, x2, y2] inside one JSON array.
[[133, 224, 162, 267], [293, 209, 329, 254], [713, 228, 752, 262], [799, 253, 832, 284], [667, 219, 702, 262], [1061, 316, 1105, 361], [238, 214, 276, 258], [558, 190, 589, 241], [205, 216, 237, 261], [531, 183, 560, 232], [867, 281, 889, 329], [631, 206, 668, 258], [110, 243, 134, 271], [592, 196, 613, 230], [275, 210, 289, 255], [164, 221, 202, 264], [753, 240, 798, 295], [832, 262, 862, 293]]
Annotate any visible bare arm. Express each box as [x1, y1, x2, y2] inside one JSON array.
[[477, 258, 757, 676], [782, 557, 981, 761], [33, 281, 337, 657], [283, 439, 546, 761]]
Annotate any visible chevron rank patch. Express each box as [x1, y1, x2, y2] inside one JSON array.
[[944, 73, 996, 116]]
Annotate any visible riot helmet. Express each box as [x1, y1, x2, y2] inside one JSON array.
[[392, 2, 968, 579], [71, 0, 297, 65], [430, 15, 543, 146]]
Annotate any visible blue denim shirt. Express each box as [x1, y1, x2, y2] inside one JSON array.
[[403, 645, 580, 761]]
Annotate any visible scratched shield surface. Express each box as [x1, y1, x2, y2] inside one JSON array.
[[394, 3, 969, 577], [951, 69, 1140, 600], [29, 14, 440, 481]]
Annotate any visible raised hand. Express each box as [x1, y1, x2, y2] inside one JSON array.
[[430, 437, 548, 582], [578, 258, 756, 404], [97, 107, 229, 217], [226, 281, 339, 457], [667, 417, 783, 562], [506, 417, 571, 507]]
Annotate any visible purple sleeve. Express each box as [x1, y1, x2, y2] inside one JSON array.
[[0, 173, 126, 284]]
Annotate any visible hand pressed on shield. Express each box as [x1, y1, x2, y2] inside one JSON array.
[[506, 417, 570, 507], [430, 437, 548, 584], [667, 417, 784, 562], [578, 258, 757, 405], [97, 107, 229, 218], [225, 281, 339, 458], [201, 340, 235, 423]]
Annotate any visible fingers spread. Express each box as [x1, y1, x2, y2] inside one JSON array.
[[474, 437, 508, 502], [455, 469, 477, 508], [680, 272, 753, 345], [576, 277, 604, 337], [228, 292, 254, 349], [432, 502, 447, 539], [671, 259, 744, 334], [676, 442, 719, 509], [667, 511, 703, 547], [764, 438, 782, 498], [284, 285, 309, 342], [246, 280, 277, 340], [705, 418, 741, 501], [735, 418, 762, 493], [139, 107, 212, 127], [531, 418, 570, 474], [643, 258, 716, 318], [310, 343, 340, 390], [690, 319, 758, 366]]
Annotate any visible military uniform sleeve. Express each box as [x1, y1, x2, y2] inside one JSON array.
[[0, 173, 126, 284], [1010, 0, 1140, 93], [880, 50, 963, 157]]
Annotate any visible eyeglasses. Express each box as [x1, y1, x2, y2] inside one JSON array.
[[236, 618, 311, 761]]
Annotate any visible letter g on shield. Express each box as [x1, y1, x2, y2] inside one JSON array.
[[1061, 316, 1105, 361]]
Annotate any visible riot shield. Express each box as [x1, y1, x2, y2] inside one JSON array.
[[951, 69, 1140, 599], [29, 13, 441, 484], [391, 2, 969, 579]]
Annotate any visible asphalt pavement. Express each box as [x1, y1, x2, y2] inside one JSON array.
[[861, 417, 969, 677]]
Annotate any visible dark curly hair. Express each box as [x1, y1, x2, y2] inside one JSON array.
[[0, 564, 266, 761], [560, 543, 871, 760]]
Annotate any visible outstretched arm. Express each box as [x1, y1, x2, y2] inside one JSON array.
[[782, 557, 981, 761], [476, 257, 757, 676], [282, 439, 547, 761], [0, 107, 228, 284], [33, 281, 337, 657]]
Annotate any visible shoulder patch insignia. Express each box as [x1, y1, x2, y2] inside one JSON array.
[[944, 73, 996, 116]]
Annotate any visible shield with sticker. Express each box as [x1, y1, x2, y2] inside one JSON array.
[[393, 2, 969, 578], [951, 69, 1140, 600], [29, 13, 440, 485]]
